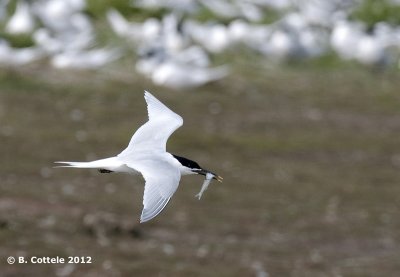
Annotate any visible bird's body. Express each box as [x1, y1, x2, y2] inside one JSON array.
[[56, 91, 221, 223]]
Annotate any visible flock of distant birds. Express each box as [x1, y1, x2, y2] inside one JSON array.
[[1, 0, 400, 89]]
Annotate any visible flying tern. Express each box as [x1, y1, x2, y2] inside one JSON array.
[[56, 91, 222, 223]]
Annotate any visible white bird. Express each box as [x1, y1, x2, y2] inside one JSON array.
[[55, 91, 222, 223], [186, 20, 231, 54], [107, 8, 144, 39], [5, 0, 35, 34], [0, 40, 45, 66], [132, 0, 198, 13], [330, 19, 364, 60], [151, 61, 229, 89], [107, 9, 162, 46], [50, 48, 121, 69]]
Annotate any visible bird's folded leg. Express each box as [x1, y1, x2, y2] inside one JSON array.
[[99, 169, 113, 173]]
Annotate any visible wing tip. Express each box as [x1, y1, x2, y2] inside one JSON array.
[[144, 90, 154, 99], [140, 197, 171, 223], [143, 90, 158, 108]]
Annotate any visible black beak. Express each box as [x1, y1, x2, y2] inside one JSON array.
[[194, 169, 223, 183]]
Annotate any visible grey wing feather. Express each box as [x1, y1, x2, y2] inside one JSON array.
[[127, 159, 181, 223], [140, 194, 171, 223]]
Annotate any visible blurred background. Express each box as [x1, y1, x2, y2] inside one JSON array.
[[1, 0, 400, 276]]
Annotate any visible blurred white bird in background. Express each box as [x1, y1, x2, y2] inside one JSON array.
[[132, 0, 199, 14], [1, 0, 400, 82], [33, 0, 87, 32], [50, 48, 122, 69], [33, 27, 94, 55], [331, 18, 365, 60], [0, 39, 44, 65], [151, 62, 229, 89], [5, 0, 35, 34], [331, 17, 397, 67], [107, 9, 161, 44], [0, 0, 119, 68], [185, 20, 231, 54]]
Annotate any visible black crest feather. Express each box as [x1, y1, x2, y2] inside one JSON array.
[[172, 154, 201, 170]]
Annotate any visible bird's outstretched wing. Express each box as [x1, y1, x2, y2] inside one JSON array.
[[118, 91, 183, 158], [127, 159, 181, 223]]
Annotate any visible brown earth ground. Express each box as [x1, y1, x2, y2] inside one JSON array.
[[1, 63, 400, 276]]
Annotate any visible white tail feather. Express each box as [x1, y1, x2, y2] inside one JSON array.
[[54, 157, 136, 174], [54, 157, 122, 169], [54, 161, 99, 168]]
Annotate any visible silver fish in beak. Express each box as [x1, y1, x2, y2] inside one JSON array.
[[195, 171, 223, 200]]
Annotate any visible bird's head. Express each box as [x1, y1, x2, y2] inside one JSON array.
[[173, 154, 223, 182]]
